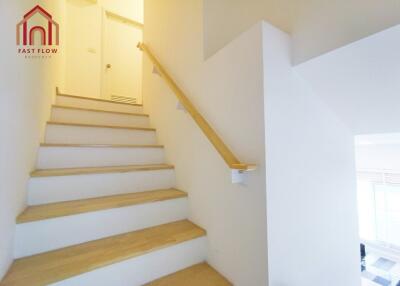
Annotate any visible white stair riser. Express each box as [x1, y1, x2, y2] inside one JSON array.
[[56, 96, 143, 114], [15, 198, 188, 258], [45, 125, 157, 145], [50, 237, 207, 286], [51, 108, 150, 128], [28, 170, 176, 205], [37, 147, 165, 169]]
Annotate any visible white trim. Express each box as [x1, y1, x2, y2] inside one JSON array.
[[105, 10, 143, 29]]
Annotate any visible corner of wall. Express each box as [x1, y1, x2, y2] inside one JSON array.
[[262, 20, 360, 285]]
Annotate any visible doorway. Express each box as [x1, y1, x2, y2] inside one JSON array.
[[356, 133, 400, 286], [63, 0, 144, 102], [102, 10, 143, 103]]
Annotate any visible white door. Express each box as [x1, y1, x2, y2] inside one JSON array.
[[103, 12, 143, 103]]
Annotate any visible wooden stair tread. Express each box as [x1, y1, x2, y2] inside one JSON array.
[[47, 121, 156, 131], [52, 105, 149, 116], [145, 263, 232, 286], [31, 164, 174, 177], [57, 93, 143, 107], [17, 189, 187, 223], [40, 143, 164, 148], [1, 220, 206, 286]]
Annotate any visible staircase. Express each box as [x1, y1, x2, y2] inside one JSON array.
[[0, 93, 231, 285]]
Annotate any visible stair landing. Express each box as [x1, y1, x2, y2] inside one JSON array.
[[146, 263, 232, 286]]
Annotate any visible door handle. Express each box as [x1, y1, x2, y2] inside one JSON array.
[[106, 64, 112, 69]]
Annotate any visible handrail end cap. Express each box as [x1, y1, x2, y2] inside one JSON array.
[[231, 163, 257, 171]]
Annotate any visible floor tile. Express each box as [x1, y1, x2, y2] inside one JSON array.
[[362, 250, 400, 286], [373, 276, 391, 286], [373, 258, 397, 272]]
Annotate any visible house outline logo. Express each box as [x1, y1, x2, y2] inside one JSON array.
[[16, 5, 59, 46]]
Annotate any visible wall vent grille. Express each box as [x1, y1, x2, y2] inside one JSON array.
[[111, 95, 137, 104]]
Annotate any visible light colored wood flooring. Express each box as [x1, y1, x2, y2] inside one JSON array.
[[30, 164, 174, 177], [47, 121, 156, 131], [52, 105, 149, 116], [56, 93, 143, 106], [17, 188, 187, 223], [1, 220, 206, 286], [40, 143, 164, 148], [146, 263, 232, 286]]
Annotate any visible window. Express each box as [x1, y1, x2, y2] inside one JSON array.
[[358, 171, 400, 250]]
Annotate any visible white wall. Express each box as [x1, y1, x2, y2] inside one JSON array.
[[262, 22, 360, 286], [143, 1, 268, 285], [143, 1, 362, 284], [101, 0, 143, 23], [295, 25, 400, 135], [64, 1, 102, 97], [64, 0, 143, 99], [0, 0, 65, 279]]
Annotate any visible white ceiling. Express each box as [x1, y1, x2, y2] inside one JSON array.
[[203, 0, 400, 63], [292, 0, 400, 63]]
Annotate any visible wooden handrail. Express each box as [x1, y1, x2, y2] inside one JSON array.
[[137, 42, 256, 171]]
